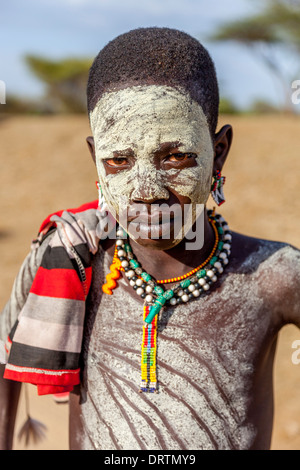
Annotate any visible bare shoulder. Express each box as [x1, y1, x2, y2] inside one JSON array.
[[229, 231, 300, 271], [229, 231, 300, 327]]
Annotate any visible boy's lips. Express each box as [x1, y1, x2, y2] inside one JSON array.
[[126, 211, 182, 240], [128, 219, 176, 239], [127, 213, 176, 225], [121, 204, 184, 239]]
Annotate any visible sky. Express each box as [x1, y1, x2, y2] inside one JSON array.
[[0, 0, 297, 110]]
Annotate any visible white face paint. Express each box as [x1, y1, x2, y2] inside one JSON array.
[[89, 85, 214, 243]]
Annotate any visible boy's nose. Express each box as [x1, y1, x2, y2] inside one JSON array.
[[131, 182, 169, 203]]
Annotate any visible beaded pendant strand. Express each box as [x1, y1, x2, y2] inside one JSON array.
[[141, 305, 158, 392], [102, 210, 232, 393]]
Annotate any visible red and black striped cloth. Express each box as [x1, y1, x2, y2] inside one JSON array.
[[3, 201, 102, 395]]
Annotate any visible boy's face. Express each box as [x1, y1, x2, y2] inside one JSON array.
[[89, 85, 214, 249]]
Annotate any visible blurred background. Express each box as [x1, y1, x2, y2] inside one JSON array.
[[0, 0, 300, 451], [1, 0, 300, 115]]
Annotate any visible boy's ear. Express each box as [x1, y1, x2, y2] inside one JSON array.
[[213, 125, 233, 173], [86, 136, 96, 163]]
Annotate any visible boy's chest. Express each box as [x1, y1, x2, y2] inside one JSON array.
[[84, 268, 275, 397], [81, 273, 275, 450]]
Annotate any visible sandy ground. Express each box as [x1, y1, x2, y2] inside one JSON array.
[[0, 113, 299, 450]]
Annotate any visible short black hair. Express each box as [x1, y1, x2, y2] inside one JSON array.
[[87, 27, 219, 135]]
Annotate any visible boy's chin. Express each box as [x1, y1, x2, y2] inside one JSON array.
[[126, 219, 185, 251], [129, 234, 182, 251]]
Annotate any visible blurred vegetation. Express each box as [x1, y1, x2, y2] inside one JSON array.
[[210, 0, 300, 113], [219, 97, 240, 115], [25, 55, 92, 113], [248, 99, 281, 115], [2, 56, 92, 115]]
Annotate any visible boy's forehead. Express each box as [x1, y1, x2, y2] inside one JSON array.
[[89, 84, 210, 153]]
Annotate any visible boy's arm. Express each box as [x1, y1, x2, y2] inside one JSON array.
[[0, 364, 21, 450], [0, 232, 53, 340], [0, 234, 53, 449], [273, 245, 300, 328]]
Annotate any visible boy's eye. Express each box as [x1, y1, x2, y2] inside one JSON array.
[[105, 157, 128, 167], [167, 153, 195, 162]]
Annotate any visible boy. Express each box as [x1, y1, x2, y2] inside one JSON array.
[[0, 27, 300, 450]]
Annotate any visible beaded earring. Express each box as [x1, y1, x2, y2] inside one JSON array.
[[96, 181, 107, 210], [211, 170, 226, 206]]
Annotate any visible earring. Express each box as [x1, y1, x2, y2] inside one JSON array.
[[96, 181, 108, 211], [211, 170, 226, 206]]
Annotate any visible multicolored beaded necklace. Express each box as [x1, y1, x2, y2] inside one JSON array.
[[102, 209, 232, 393]]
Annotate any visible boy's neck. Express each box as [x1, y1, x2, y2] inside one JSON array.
[[127, 210, 215, 282]]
